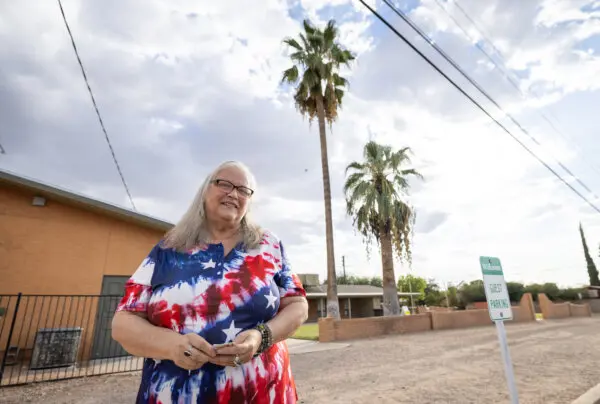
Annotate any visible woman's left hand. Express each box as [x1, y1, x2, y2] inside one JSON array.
[[212, 329, 262, 367]]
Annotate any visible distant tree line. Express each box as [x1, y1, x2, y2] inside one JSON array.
[[332, 274, 383, 288], [334, 273, 584, 309], [328, 223, 599, 312]]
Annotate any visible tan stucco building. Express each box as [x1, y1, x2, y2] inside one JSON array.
[[0, 168, 172, 295], [0, 169, 173, 367]]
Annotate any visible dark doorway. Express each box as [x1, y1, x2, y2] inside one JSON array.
[[91, 276, 129, 359]]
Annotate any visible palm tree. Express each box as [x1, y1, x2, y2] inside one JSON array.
[[281, 19, 355, 320], [344, 141, 423, 316]]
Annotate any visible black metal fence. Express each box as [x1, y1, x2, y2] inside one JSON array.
[[0, 294, 143, 387]]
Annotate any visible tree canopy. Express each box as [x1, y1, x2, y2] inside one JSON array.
[[344, 141, 423, 263], [281, 19, 355, 124]]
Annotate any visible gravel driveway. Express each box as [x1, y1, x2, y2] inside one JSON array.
[[1, 317, 599, 403]]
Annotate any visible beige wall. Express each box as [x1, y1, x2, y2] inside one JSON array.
[[319, 313, 432, 342], [538, 293, 592, 319], [319, 293, 594, 342], [0, 185, 165, 295], [570, 303, 592, 317], [319, 293, 538, 342], [0, 185, 166, 359]]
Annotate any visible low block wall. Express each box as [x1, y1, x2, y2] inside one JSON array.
[[431, 309, 491, 330], [570, 303, 592, 317], [319, 313, 432, 342], [539, 293, 591, 319], [320, 293, 537, 342], [512, 306, 530, 322], [416, 306, 453, 314], [584, 299, 600, 313]]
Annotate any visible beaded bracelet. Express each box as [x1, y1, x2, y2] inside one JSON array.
[[253, 323, 273, 357]]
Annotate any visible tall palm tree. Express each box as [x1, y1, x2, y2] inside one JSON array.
[[282, 19, 355, 320], [344, 141, 423, 316]]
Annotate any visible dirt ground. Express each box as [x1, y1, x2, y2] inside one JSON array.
[[1, 317, 599, 404]]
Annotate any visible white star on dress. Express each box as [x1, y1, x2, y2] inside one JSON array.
[[222, 320, 242, 343], [264, 289, 278, 310], [202, 259, 216, 269]]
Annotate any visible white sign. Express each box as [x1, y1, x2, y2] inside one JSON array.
[[480, 256, 513, 321], [479, 256, 520, 404]]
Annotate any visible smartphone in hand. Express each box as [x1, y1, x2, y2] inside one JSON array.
[[213, 342, 234, 349]]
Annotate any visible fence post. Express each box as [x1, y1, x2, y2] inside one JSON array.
[[0, 293, 22, 385]]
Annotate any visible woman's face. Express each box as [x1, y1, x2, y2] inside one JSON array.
[[204, 166, 254, 226]]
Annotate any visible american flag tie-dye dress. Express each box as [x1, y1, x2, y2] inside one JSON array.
[[115, 230, 306, 404]]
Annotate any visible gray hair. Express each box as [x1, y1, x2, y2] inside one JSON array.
[[162, 161, 264, 252]]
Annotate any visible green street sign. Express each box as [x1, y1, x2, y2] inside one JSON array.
[[479, 256, 513, 321]]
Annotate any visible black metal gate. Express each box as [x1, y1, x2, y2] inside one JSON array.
[[0, 293, 143, 387]]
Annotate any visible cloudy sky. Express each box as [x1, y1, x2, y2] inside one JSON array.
[[2, 0, 600, 288]]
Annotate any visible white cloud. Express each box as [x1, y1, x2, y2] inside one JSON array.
[[535, 0, 600, 27], [2, 0, 600, 293], [412, 0, 600, 109]]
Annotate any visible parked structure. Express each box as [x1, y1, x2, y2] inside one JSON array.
[[298, 274, 421, 322]]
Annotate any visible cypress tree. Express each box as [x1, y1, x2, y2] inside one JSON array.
[[579, 223, 600, 286]]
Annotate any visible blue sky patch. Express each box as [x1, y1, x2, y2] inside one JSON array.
[[574, 33, 600, 53], [287, 0, 305, 22]]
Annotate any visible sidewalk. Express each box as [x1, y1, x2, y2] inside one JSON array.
[[287, 338, 350, 354]]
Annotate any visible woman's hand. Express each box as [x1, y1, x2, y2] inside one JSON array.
[[170, 333, 217, 371], [212, 329, 262, 367]]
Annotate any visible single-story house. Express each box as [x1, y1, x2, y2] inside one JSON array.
[[298, 274, 422, 322]]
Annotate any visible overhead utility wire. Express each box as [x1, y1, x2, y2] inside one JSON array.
[[357, 0, 600, 215], [57, 0, 137, 211], [382, 0, 600, 200], [434, 0, 600, 179], [450, 0, 564, 132], [432, 0, 522, 95], [450, 0, 505, 66]]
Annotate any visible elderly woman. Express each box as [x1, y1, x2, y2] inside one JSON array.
[[112, 161, 308, 404]]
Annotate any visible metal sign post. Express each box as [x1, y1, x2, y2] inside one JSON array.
[[480, 256, 519, 404]]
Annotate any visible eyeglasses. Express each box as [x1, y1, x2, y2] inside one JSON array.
[[212, 179, 254, 198]]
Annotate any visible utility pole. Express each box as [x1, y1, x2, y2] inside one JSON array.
[[342, 255, 347, 283]]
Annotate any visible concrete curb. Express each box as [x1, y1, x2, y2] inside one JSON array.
[[572, 383, 600, 404]]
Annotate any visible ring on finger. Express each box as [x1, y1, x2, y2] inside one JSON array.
[[183, 344, 193, 358], [233, 355, 243, 367]]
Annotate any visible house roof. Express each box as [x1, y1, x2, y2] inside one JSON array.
[[305, 284, 421, 298], [0, 168, 174, 232]]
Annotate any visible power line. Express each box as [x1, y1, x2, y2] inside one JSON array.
[[431, 0, 523, 95], [56, 0, 137, 211], [433, 0, 600, 180], [358, 0, 600, 215], [382, 0, 600, 200], [449, 0, 562, 129], [451, 0, 506, 63]]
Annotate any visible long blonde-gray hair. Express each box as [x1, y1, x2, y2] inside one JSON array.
[[163, 161, 264, 252]]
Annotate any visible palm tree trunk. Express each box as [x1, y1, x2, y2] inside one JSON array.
[[316, 93, 340, 320], [380, 226, 401, 316]]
